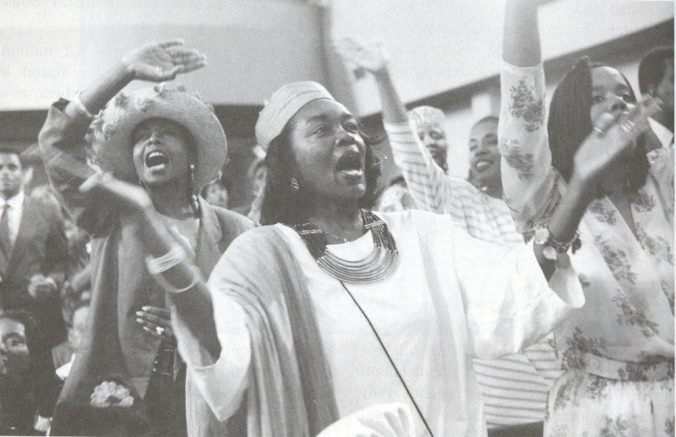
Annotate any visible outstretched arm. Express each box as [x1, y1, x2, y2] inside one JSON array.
[[334, 38, 408, 125], [335, 38, 477, 220], [66, 39, 206, 119], [503, 0, 541, 67], [500, 0, 658, 278], [499, 0, 557, 235], [39, 40, 206, 233], [79, 173, 221, 359], [79, 174, 250, 420]]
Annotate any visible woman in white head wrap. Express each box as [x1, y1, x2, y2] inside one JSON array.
[[407, 106, 449, 173]]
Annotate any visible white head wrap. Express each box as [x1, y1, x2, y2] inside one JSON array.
[[255, 81, 335, 151]]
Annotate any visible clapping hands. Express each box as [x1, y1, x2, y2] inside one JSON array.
[[79, 172, 153, 213]]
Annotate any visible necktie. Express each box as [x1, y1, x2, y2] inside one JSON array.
[[0, 205, 11, 276]]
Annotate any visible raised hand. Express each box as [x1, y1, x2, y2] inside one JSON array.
[[573, 97, 660, 186], [334, 37, 389, 77], [121, 39, 207, 82]]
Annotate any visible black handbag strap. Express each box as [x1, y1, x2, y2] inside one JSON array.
[[339, 281, 434, 437]]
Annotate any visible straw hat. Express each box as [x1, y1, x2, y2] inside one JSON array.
[[87, 84, 226, 190]]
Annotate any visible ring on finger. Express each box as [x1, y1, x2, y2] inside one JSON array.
[[155, 326, 165, 336], [619, 120, 635, 133], [593, 126, 606, 137]]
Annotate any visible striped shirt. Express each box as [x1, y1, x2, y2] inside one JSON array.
[[384, 121, 562, 428]]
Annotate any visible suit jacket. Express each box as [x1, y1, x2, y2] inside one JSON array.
[[39, 99, 254, 435], [1, 196, 68, 350]]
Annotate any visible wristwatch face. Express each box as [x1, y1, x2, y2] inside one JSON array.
[[534, 227, 550, 245], [543, 245, 558, 261]]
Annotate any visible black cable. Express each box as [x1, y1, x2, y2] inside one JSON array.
[[339, 281, 435, 437]]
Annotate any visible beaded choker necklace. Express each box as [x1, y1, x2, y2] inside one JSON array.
[[294, 210, 399, 284]]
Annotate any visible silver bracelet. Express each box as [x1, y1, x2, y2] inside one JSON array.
[[150, 269, 201, 295], [71, 93, 95, 118], [145, 245, 187, 275]]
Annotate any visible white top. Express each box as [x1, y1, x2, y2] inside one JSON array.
[[0, 191, 24, 245], [317, 403, 415, 437], [177, 210, 584, 437], [385, 121, 562, 428]]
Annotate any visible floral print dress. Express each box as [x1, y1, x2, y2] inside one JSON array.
[[499, 61, 674, 437]]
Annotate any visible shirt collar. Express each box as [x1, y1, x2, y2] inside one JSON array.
[[649, 117, 673, 149], [0, 191, 24, 209]]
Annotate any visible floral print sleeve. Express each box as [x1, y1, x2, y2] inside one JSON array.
[[647, 145, 674, 223], [499, 61, 562, 235]]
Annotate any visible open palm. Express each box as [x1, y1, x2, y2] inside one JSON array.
[[574, 97, 658, 184], [121, 39, 207, 82], [334, 37, 388, 75]]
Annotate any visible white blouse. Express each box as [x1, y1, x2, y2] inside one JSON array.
[[175, 210, 584, 437]]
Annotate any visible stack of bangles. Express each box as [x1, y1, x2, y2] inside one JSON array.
[[145, 245, 201, 294]]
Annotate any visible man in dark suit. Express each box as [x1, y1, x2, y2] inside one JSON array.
[[0, 149, 67, 434], [0, 148, 68, 357]]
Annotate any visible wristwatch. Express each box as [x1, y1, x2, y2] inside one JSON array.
[[534, 227, 581, 261]]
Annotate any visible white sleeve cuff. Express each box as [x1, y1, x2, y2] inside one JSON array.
[[175, 293, 251, 421], [502, 59, 543, 74], [547, 254, 586, 309]]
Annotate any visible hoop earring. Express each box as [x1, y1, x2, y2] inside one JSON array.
[[290, 177, 300, 192]]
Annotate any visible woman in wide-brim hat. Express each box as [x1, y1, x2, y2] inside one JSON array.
[[38, 40, 253, 436], [78, 65, 654, 435], [88, 83, 226, 192]]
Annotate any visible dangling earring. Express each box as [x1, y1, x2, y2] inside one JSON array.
[[189, 163, 196, 188], [187, 163, 197, 209], [290, 177, 300, 192]]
